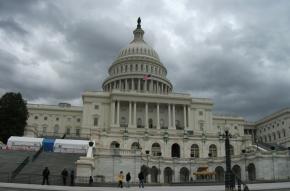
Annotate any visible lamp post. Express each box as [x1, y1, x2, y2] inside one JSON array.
[[223, 130, 234, 191]]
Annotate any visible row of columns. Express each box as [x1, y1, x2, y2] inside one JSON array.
[[110, 101, 190, 129], [104, 78, 171, 94]]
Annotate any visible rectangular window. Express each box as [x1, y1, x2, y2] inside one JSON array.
[[66, 127, 71, 135], [76, 129, 80, 136], [94, 118, 98, 126], [94, 105, 99, 110]]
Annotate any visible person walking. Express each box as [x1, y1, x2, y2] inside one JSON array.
[[117, 171, 124, 188], [42, 167, 50, 185], [138, 171, 144, 188], [89, 176, 93, 185], [126, 172, 131, 188], [70, 170, 75, 186], [61, 168, 68, 185]]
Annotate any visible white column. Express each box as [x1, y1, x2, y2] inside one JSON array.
[[133, 102, 137, 127], [138, 79, 141, 91], [168, 104, 171, 129], [144, 80, 147, 91], [125, 79, 128, 91], [183, 105, 187, 129], [129, 101, 132, 127], [172, 104, 176, 129], [117, 101, 120, 126], [145, 102, 148, 128], [150, 80, 153, 92], [111, 101, 115, 126], [187, 105, 191, 128], [157, 103, 160, 129]]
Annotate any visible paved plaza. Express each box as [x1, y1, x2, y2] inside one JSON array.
[[1, 182, 290, 191]]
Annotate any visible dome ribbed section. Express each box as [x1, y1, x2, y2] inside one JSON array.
[[117, 37, 160, 61]]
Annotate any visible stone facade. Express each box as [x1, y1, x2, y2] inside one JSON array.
[[24, 20, 290, 183]]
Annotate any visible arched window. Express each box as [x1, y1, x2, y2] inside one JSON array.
[[110, 141, 120, 149], [282, 129, 286, 137], [232, 165, 241, 179], [131, 142, 140, 150], [151, 166, 159, 183], [230, 145, 234, 156], [248, 163, 256, 181], [278, 131, 281, 139], [171, 143, 180, 158], [209, 144, 217, 157], [164, 167, 173, 183], [190, 144, 199, 158], [215, 166, 224, 182], [152, 143, 161, 156], [180, 167, 189, 182]]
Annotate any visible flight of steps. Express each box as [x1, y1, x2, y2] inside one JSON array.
[[0, 149, 34, 182], [14, 152, 83, 185]]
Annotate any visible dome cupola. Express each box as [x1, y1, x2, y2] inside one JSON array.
[[102, 18, 172, 94]]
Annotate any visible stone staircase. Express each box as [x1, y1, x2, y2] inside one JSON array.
[[13, 152, 83, 184], [0, 149, 34, 182]]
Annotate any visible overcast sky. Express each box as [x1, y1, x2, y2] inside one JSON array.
[[0, 0, 290, 121]]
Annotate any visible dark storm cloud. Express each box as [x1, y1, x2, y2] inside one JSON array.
[[0, 0, 290, 121], [0, 18, 28, 36]]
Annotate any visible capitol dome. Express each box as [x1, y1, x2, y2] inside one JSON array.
[[102, 18, 172, 94], [117, 29, 160, 61]]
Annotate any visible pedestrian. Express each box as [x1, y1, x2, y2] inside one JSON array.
[[70, 170, 75, 186], [42, 167, 50, 185], [117, 171, 124, 188], [138, 171, 144, 188], [126, 172, 131, 188], [89, 176, 93, 185], [61, 168, 68, 185], [244, 185, 249, 191]]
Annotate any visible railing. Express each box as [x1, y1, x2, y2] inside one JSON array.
[[94, 148, 142, 156], [39, 132, 90, 140], [11, 156, 30, 179], [32, 146, 43, 162]]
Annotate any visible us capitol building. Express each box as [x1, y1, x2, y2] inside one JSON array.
[[23, 19, 290, 183]]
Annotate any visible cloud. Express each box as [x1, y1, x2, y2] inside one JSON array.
[[0, 0, 290, 121]]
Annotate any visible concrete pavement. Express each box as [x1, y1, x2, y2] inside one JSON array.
[[1, 182, 290, 191]]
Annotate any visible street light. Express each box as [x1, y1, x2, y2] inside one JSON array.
[[222, 129, 234, 191]]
